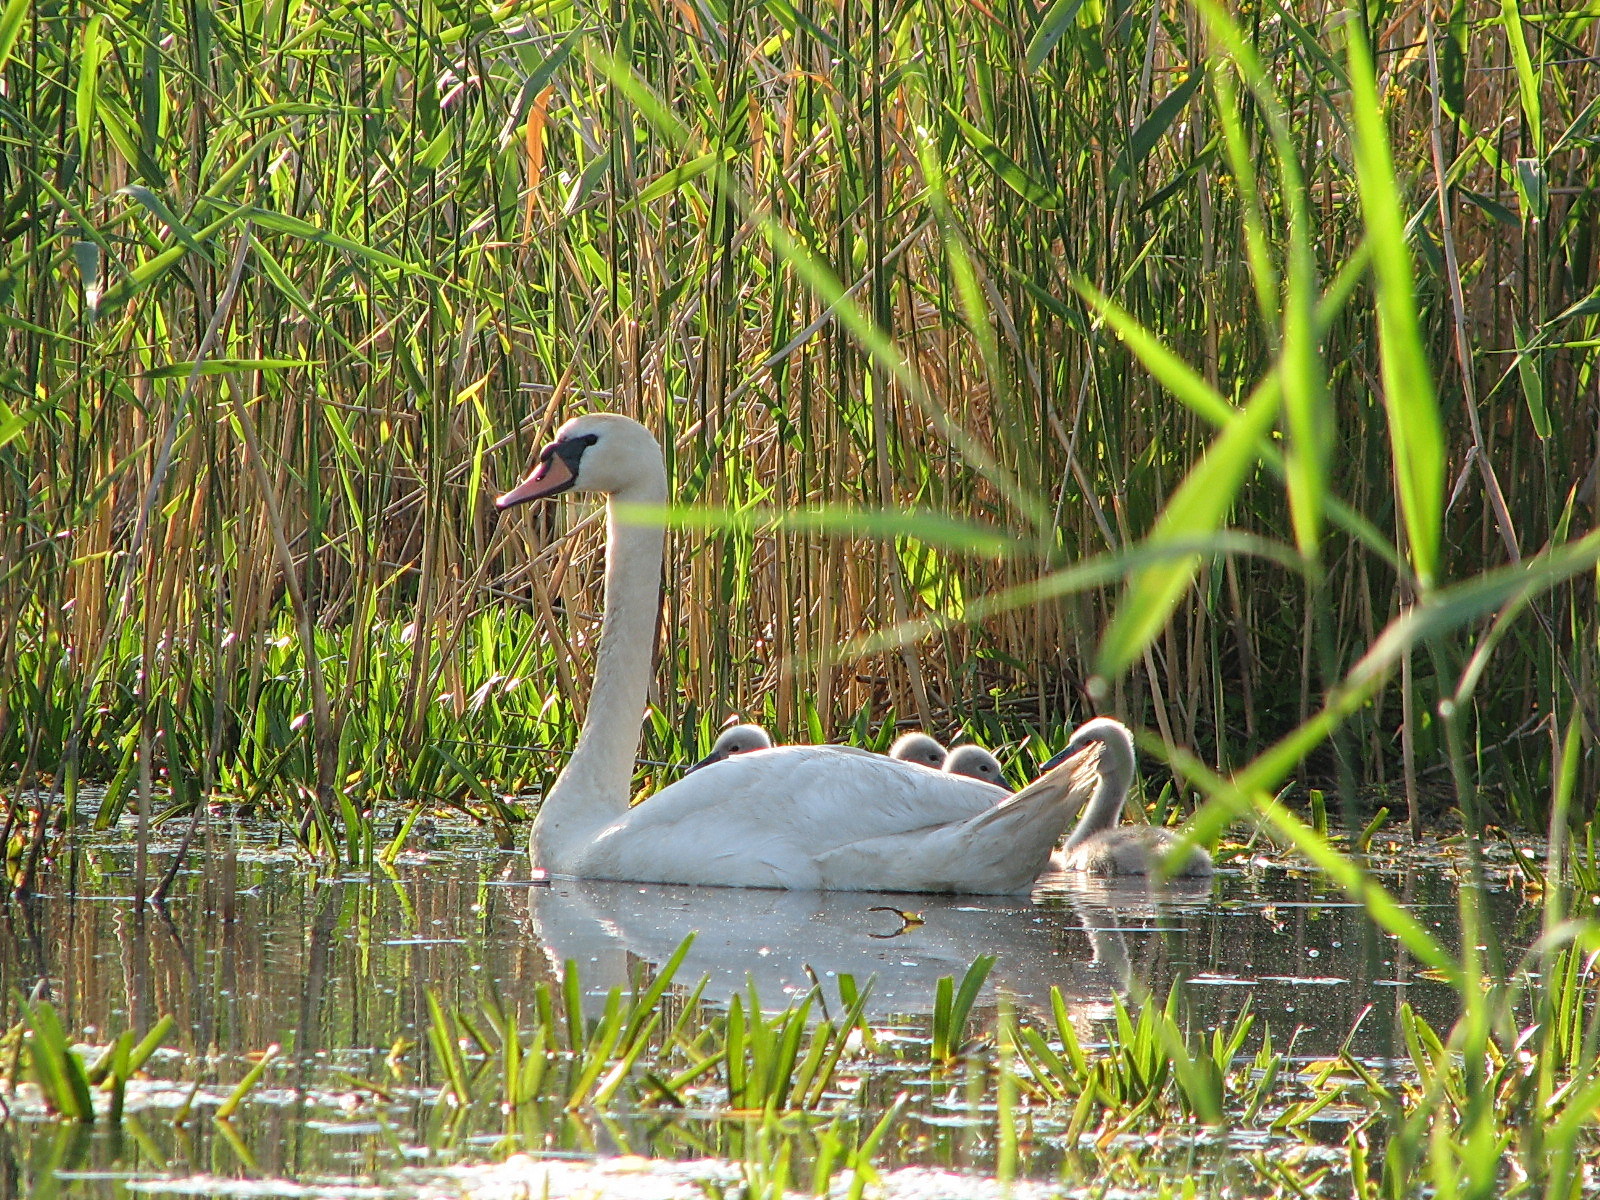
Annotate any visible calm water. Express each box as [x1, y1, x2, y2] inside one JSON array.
[[0, 817, 1540, 1198]]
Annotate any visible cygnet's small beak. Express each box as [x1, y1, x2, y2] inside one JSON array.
[[1040, 739, 1103, 777], [496, 447, 576, 509], [685, 748, 729, 774]]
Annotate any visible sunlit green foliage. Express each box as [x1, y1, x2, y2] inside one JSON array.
[[1, 0, 1595, 852], [5, 998, 171, 1124], [2, 0, 1599, 1190], [8, 930, 1599, 1196]]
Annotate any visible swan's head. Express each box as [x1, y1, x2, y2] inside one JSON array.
[[944, 744, 1008, 789], [687, 723, 773, 773], [888, 732, 947, 769], [496, 413, 665, 509]]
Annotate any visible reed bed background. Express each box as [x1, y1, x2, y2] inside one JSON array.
[[1, 0, 1597, 849]]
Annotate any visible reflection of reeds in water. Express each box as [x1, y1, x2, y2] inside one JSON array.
[[4, 832, 1600, 1194]]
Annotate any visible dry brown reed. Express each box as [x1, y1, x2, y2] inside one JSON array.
[[0, 0, 1594, 829]]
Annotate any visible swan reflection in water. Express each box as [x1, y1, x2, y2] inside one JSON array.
[[519, 873, 1212, 1022]]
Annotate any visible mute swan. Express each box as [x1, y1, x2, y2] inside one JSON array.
[[944, 744, 1009, 790], [889, 732, 947, 769], [495, 413, 1104, 893], [1044, 721, 1213, 878]]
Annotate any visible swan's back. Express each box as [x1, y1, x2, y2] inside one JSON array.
[[573, 744, 1072, 892]]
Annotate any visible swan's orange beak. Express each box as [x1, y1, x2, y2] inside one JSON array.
[[496, 446, 575, 509]]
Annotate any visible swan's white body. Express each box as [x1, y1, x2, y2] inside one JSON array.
[[497, 414, 1102, 894], [694, 724, 1005, 787], [566, 745, 1033, 890], [1047, 721, 1213, 878]]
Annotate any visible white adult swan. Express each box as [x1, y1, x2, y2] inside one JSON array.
[[1045, 719, 1213, 877], [495, 413, 1104, 893]]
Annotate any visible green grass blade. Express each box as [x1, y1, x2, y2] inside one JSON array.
[[1343, 18, 1446, 589], [1095, 384, 1282, 680]]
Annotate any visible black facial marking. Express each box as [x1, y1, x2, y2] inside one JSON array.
[[551, 432, 599, 476]]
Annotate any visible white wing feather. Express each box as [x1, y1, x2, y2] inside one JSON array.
[[567, 745, 1084, 893]]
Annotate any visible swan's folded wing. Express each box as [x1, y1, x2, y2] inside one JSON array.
[[625, 745, 1005, 836], [576, 746, 1009, 888], [813, 761, 1093, 893]]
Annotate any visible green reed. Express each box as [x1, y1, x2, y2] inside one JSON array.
[[4, 932, 1598, 1196], [359, 938, 1600, 1192], [2, 0, 1599, 1186], [1, 0, 1593, 854], [6, 997, 171, 1124], [930, 953, 994, 1064], [418, 935, 875, 1120]]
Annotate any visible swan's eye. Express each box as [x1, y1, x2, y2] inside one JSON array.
[[553, 432, 598, 459], [543, 431, 599, 475]]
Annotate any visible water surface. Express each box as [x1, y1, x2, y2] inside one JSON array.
[[0, 818, 1538, 1197]]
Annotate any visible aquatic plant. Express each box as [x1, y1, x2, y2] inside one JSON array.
[[6, 998, 171, 1124], [214, 1042, 279, 1122], [930, 954, 995, 1064], [0, 0, 1592, 858], [422, 936, 880, 1122]]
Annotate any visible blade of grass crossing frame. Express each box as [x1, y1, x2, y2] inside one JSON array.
[[1344, 20, 1446, 589], [589, 43, 1054, 533], [75, 15, 110, 164], [1498, 0, 1543, 156], [1200, 0, 1328, 561], [916, 130, 1003, 393], [0, 0, 25, 73], [1208, 70, 1278, 324], [1092, 371, 1280, 680], [1167, 745, 1461, 983], [1025, 0, 1087, 72]]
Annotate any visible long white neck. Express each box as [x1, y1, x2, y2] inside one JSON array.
[[1060, 727, 1136, 852], [530, 483, 667, 870]]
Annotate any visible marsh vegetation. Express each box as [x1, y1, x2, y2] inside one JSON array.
[[1, 0, 1598, 1194]]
